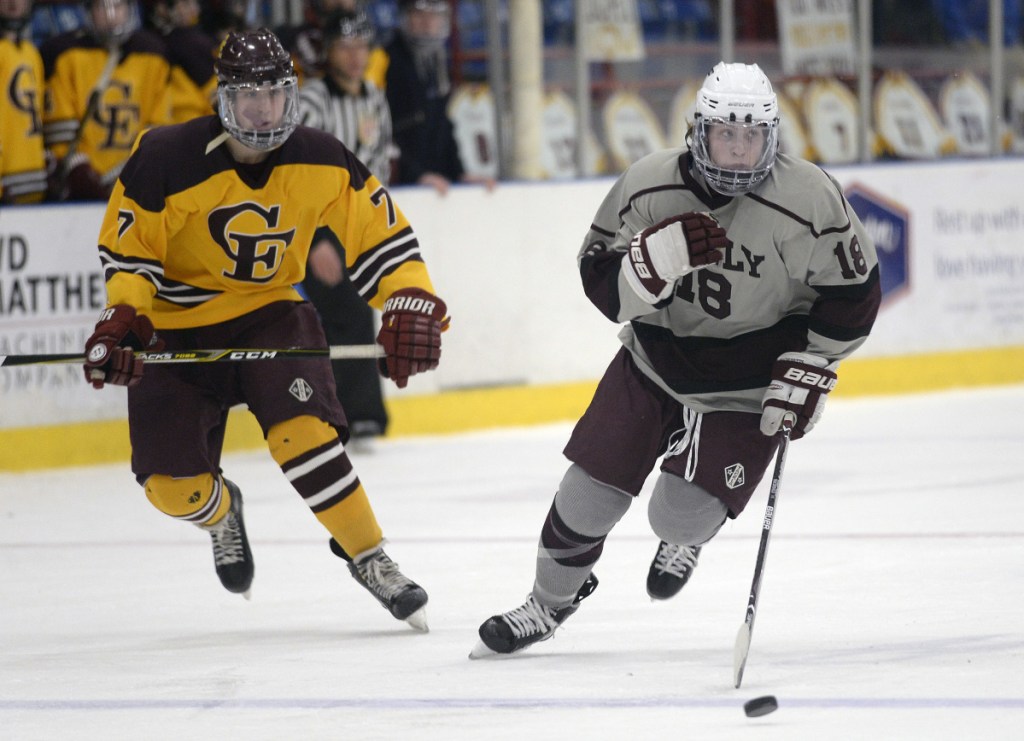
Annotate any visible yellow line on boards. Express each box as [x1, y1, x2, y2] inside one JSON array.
[[2, 346, 1022, 472]]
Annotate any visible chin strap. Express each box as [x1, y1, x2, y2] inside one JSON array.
[[205, 131, 232, 155]]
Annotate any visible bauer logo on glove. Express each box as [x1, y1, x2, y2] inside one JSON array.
[[760, 351, 839, 439], [781, 366, 837, 392], [622, 212, 728, 304]]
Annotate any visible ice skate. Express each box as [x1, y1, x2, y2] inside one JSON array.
[[203, 479, 254, 599], [646, 541, 701, 600], [469, 573, 598, 659], [330, 539, 429, 631]]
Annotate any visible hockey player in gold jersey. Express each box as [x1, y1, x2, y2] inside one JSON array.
[[0, 0, 46, 203], [141, 0, 217, 123], [41, 0, 172, 200], [81, 28, 448, 631]]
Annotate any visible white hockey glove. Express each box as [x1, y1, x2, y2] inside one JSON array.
[[621, 212, 728, 303], [760, 352, 839, 440]]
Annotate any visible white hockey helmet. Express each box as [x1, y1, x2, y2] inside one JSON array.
[[690, 62, 780, 196]]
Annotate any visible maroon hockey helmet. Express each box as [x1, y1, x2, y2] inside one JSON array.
[[216, 28, 300, 151], [216, 27, 295, 86]]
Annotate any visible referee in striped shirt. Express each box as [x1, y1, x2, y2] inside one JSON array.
[[298, 7, 395, 451]]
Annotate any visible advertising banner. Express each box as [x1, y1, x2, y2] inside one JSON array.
[[776, 0, 857, 75], [3, 159, 1024, 431]]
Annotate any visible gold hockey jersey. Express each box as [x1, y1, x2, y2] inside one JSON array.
[[0, 36, 46, 203], [98, 116, 436, 330], [41, 29, 172, 182]]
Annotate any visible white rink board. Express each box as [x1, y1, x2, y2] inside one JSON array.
[[3, 158, 1024, 428]]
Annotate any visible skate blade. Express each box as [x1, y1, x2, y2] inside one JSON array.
[[468, 640, 504, 660], [405, 606, 429, 632], [242, 589, 252, 601]]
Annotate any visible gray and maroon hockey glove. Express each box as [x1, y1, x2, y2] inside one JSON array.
[[760, 352, 839, 440], [622, 212, 728, 303], [83, 305, 162, 389], [377, 288, 449, 388]]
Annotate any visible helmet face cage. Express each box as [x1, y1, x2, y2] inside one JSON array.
[[691, 117, 779, 196], [690, 62, 780, 196], [216, 28, 299, 151], [217, 78, 300, 151], [84, 0, 140, 45]]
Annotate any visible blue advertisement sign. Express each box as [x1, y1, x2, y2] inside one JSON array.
[[845, 183, 910, 304]]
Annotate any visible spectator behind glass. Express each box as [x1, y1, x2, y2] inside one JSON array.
[[41, 0, 172, 201], [199, 0, 248, 46], [277, 0, 350, 82], [384, 0, 493, 194], [1, 0, 47, 203], [298, 6, 396, 451], [141, 0, 217, 123]]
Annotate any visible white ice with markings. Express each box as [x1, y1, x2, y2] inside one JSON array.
[[2, 385, 1023, 739]]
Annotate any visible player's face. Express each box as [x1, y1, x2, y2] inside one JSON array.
[[168, 0, 199, 28], [0, 0, 32, 23], [90, 0, 130, 32], [231, 85, 290, 131], [706, 121, 769, 170], [326, 38, 370, 83]]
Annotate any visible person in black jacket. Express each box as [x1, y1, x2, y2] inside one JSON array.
[[384, 0, 486, 194]]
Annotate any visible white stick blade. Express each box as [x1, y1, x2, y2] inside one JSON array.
[[733, 621, 752, 688]]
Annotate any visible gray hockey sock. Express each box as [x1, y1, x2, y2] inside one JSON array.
[[533, 464, 632, 607], [648, 472, 728, 546]]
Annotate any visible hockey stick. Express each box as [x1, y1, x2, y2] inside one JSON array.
[[0, 344, 383, 368], [732, 417, 793, 689]]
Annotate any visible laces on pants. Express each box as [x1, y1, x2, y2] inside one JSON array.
[[663, 407, 703, 481]]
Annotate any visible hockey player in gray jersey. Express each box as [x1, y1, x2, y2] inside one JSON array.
[[470, 62, 880, 658]]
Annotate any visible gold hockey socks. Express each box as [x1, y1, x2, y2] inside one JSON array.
[[144, 473, 231, 526], [268, 415, 383, 556]]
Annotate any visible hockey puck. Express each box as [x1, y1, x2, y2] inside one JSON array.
[[743, 695, 779, 717]]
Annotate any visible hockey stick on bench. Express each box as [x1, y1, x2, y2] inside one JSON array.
[[732, 416, 794, 689], [0, 344, 384, 368]]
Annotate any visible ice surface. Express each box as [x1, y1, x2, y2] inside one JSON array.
[[2, 386, 1023, 739]]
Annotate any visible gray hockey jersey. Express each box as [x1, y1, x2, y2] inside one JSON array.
[[579, 149, 881, 414]]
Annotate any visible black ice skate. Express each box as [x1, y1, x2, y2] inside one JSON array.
[[203, 479, 254, 599], [469, 572, 599, 659], [330, 539, 429, 631], [646, 541, 701, 600]]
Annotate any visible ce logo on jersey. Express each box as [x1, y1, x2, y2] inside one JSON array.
[[209, 203, 297, 283]]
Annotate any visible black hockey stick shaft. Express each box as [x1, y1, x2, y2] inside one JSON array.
[[0, 344, 383, 368], [732, 419, 793, 689]]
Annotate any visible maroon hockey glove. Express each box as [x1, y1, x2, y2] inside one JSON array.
[[66, 159, 112, 201], [83, 305, 162, 389], [760, 352, 839, 440], [622, 212, 728, 303], [376, 288, 449, 389]]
